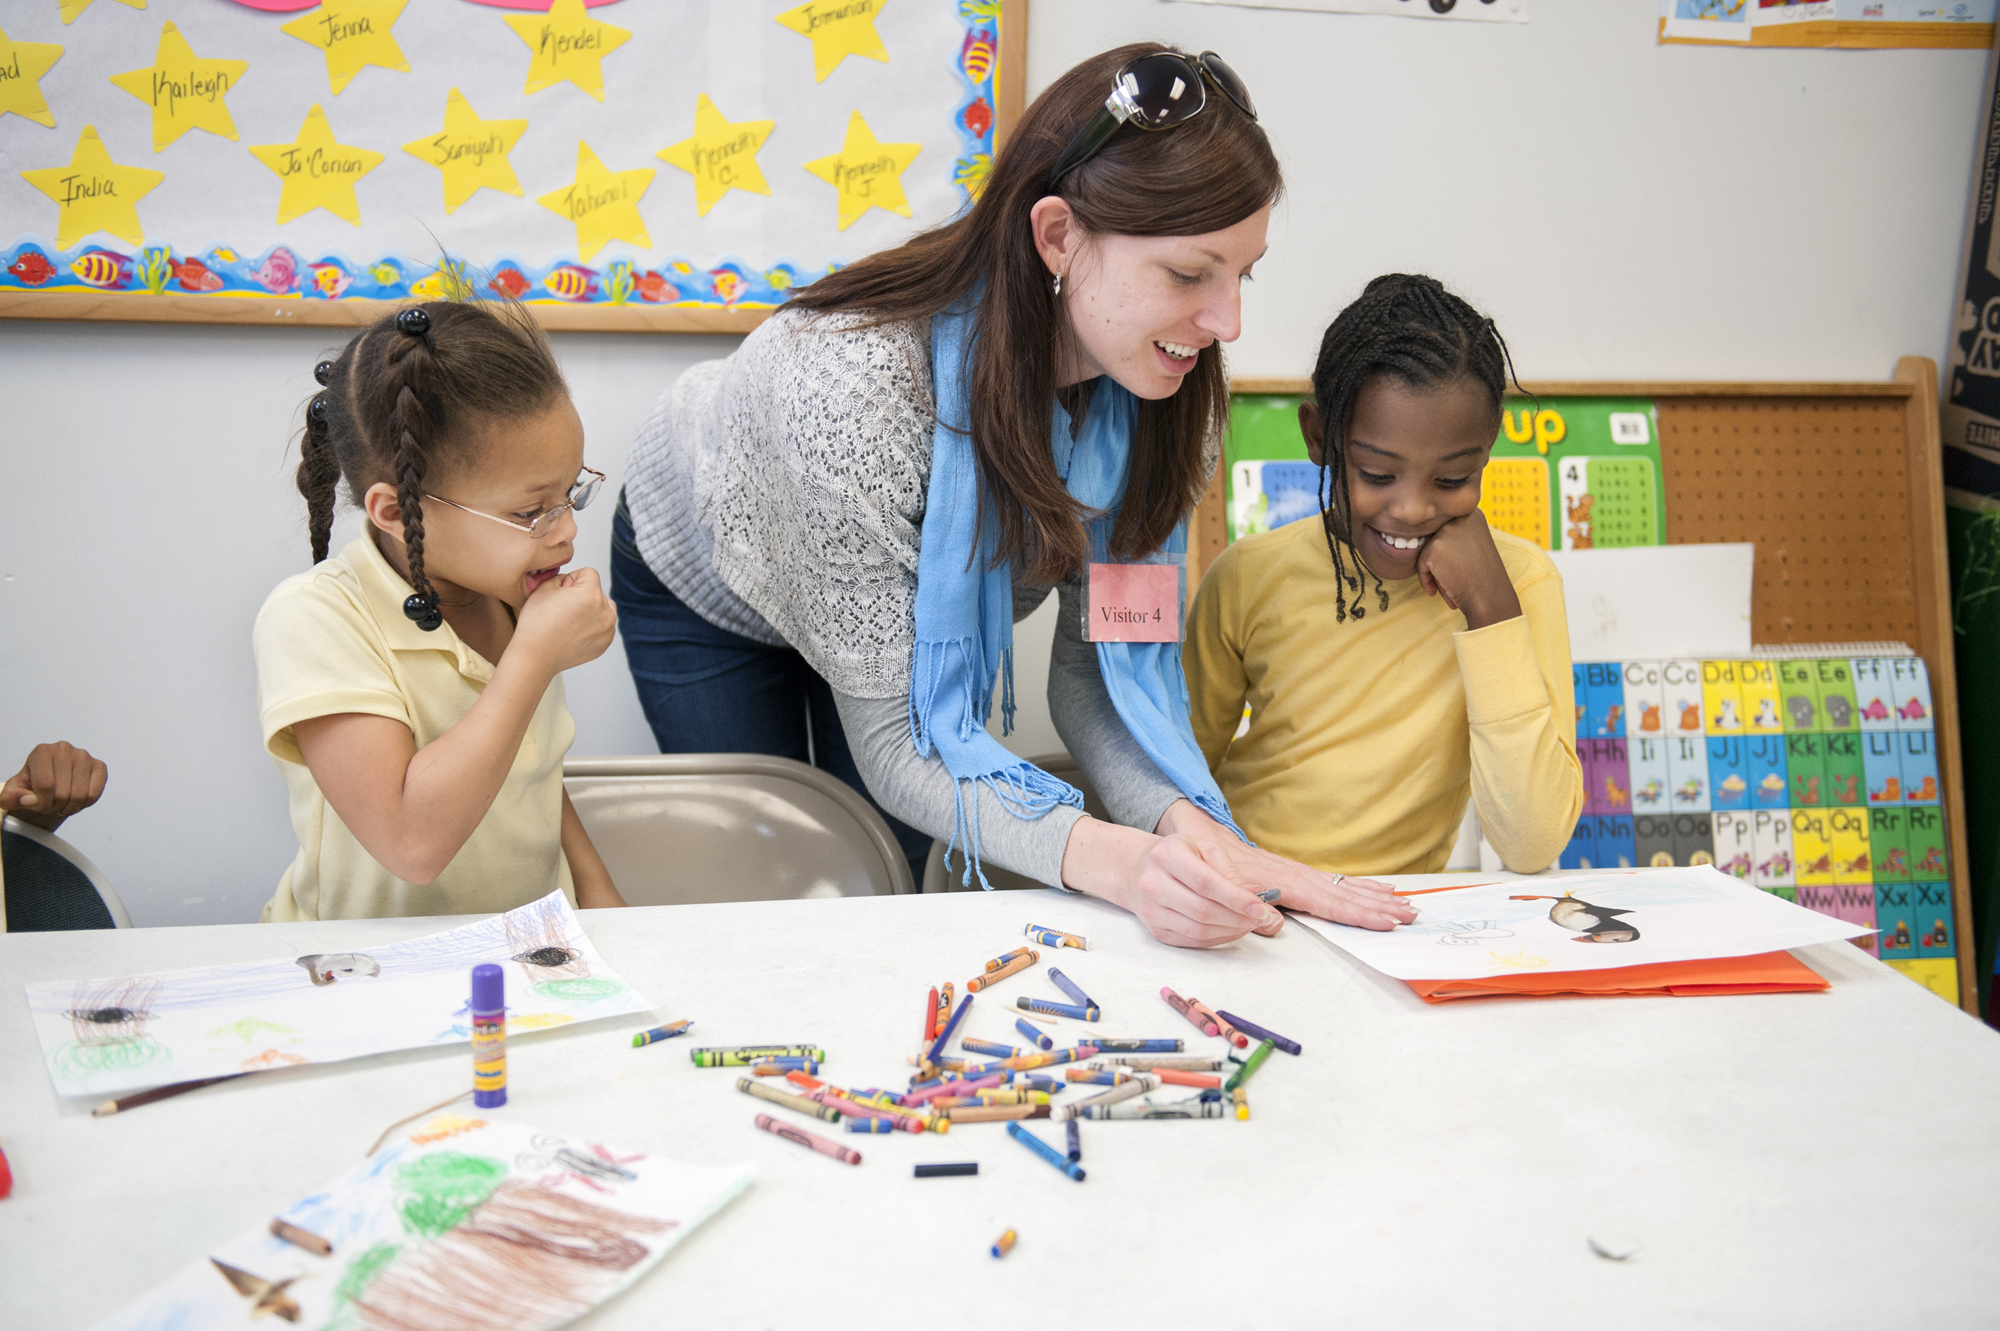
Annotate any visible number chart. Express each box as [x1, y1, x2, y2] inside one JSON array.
[[1480, 398, 1665, 551]]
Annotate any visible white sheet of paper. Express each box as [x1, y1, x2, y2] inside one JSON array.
[[26, 890, 651, 1100], [1291, 867, 1871, 981], [93, 1115, 753, 1331], [1547, 544, 1755, 661]]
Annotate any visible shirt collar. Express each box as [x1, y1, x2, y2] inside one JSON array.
[[345, 531, 496, 683]]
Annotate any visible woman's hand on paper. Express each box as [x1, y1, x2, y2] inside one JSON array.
[[1061, 818, 1279, 948], [1154, 798, 1415, 931], [1415, 508, 1521, 631]]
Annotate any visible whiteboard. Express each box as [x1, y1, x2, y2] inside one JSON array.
[[0, 0, 1006, 324]]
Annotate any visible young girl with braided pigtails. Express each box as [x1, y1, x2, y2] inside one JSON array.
[[254, 301, 627, 921], [1184, 274, 1584, 876]]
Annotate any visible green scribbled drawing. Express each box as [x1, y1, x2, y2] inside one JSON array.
[[51, 1035, 170, 1081], [327, 1239, 400, 1328], [532, 977, 627, 1003], [394, 1153, 506, 1240], [207, 1017, 300, 1046]]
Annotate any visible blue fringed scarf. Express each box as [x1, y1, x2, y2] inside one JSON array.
[[909, 302, 1244, 888]]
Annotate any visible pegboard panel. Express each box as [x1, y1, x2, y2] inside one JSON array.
[[1658, 398, 1921, 645]]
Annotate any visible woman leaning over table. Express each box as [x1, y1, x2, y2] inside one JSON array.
[[612, 43, 1417, 947]]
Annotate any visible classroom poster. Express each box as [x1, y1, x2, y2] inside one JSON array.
[[0, 0, 1000, 312], [1658, 0, 1996, 49], [1172, 0, 1525, 21]]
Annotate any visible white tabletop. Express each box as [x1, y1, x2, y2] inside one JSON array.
[[3, 876, 1997, 1328]]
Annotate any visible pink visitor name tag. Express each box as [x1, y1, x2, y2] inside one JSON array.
[[1085, 562, 1180, 643]]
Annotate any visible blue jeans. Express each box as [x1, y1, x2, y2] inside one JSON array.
[[609, 504, 933, 885]]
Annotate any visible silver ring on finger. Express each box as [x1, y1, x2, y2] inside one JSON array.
[[1331, 873, 1345, 885]]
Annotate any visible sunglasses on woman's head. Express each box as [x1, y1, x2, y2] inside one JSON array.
[[1047, 51, 1257, 189]]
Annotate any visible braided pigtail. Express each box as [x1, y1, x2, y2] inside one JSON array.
[[1309, 273, 1508, 624], [386, 307, 444, 631], [298, 359, 342, 563]]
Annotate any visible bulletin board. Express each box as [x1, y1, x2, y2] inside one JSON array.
[[0, 0, 1026, 333], [1205, 360, 1978, 1015]]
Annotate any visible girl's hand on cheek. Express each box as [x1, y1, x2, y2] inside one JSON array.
[[513, 567, 618, 674], [1416, 509, 1521, 630]]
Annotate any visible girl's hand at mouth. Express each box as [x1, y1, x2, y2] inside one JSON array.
[[514, 566, 618, 675], [1414, 508, 1521, 631]]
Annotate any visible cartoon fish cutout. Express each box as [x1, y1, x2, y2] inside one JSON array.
[[7, 250, 55, 286], [1860, 697, 1891, 721], [543, 264, 598, 301], [296, 952, 381, 986], [212, 247, 238, 264], [634, 270, 679, 303], [369, 260, 402, 286], [210, 1259, 301, 1323], [961, 97, 994, 140], [70, 250, 132, 289], [307, 262, 352, 299], [1897, 697, 1928, 721], [765, 267, 794, 291], [256, 247, 300, 294], [488, 266, 530, 300], [174, 256, 223, 292], [961, 27, 996, 83], [408, 272, 451, 300], [710, 266, 747, 305]]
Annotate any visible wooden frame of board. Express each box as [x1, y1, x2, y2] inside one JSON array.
[[1207, 359, 1979, 1016], [0, 0, 1029, 334]]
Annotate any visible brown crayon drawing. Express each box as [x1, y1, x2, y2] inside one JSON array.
[[65, 977, 162, 1043], [351, 1178, 674, 1331], [505, 897, 590, 981]]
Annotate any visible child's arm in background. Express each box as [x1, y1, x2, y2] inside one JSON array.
[[292, 570, 617, 885], [561, 790, 627, 907], [0, 742, 107, 832], [1183, 544, 1251, 777]]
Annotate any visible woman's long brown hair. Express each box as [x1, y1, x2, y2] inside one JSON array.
[[790, 43, 1282, 584]]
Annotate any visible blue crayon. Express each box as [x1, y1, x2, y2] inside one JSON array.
[[846, 1117, 896, 1134], [1088, 1038, 1183, 1053], [926, 994, 975, 1068], [632, 1019, 693, 1047], [961, 1037, 1019, 1058], [1007, 1120, 1086, 1181], [1015, 1017, 1055, 1051], [1048, 968, 1097, 1010], [1017, 997, 1100, 1021], [1065, 1118, 1082, 1162]]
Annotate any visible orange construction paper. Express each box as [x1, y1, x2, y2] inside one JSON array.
[[1405, 950, 1829, 1004]]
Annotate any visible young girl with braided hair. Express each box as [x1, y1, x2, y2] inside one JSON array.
[[1185, 274, 1584, 875], [255, 301, 626, 920]]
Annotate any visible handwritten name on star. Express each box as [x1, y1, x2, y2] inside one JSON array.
[[274, 146, 374, 179], [802, 0, 878, 32], [692, 132, 762, 186], [420, 131, 504, 168], [59, 174, 119, 203], [314, 13, 377, 48], [559, 178, 629, 219], [149, 67, 231, 114], [535, 24, 602, 62], [834, 154, 898, 194]]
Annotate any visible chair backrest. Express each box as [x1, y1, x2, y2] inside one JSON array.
[[3, 815, 130, 930], [923, 752, 1106, 893], [564, 754, 915, 906]]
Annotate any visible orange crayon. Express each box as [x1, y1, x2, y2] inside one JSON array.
[[968, 951, 1037, 991]]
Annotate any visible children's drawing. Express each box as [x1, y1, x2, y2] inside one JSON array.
[[27, 890, 649, 1100], [96, 1117, 754, 1331], [1510, 892, 1641, 944], [1289, 866, 1873, 981]]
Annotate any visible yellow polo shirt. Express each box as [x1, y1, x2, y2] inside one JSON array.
[[254, 533, 576, 921], [1186, 518, 1583, 875]]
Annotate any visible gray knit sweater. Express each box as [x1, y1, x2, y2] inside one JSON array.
[[621, 307, 1187, 885]]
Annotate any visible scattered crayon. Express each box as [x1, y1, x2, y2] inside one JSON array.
[[1233, 1086, 1250, 1121], [925, 987, 939, 1042], [1153, 1068, 1223, 1089], [1187, 997, 1248, 1049], [1015, 1017, 1055, 1051], [693, 1046, 826, 1067], [738, 1078, 842, 1122], [1016, 997, 1099, 1021], [1224, 1040, 1276, 1092], [1104, 1056, 1224, 1072], [926, 995, 976, 1069], [938, 982, 954, 1034], [947, 1102, 1049, 1122], [1065, 1119, 1082, 1162], [1007, 1120, 1086, 1180], [960, 1037, 1020, 1058], [632, 1019, 693, 1047], [755, 1113, 861, 1165], [969, 952, 1037, 991], [751, 1057, 819, 1076], [1024, 924, 1088, 950], [984, 947, 1035, 972], [992, 1228, 1018, 1258], [1047, 968, 1096, 1010], [1065, 1067, 1137, 1086], [1054, 1074, 1160, 1121], [1084, 1097, 1228, 1120], [975, 1089, 1051, 1106], [1256, 888, 1283, 903], [847, 1117, 897, 1134], [1161, 987, 1218, 1037], [968, 1045, 1099, 1073], [915, 1162, 979, 1178], [1087, 1038, 1182, 1053], [1215, 1010, 1302, 1056]]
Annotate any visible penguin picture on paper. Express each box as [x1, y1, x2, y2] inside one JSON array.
[[1510, 892, 1641, 944]]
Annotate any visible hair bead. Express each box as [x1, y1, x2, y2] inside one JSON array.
[[403, 592, 443, 632], [307, 395, 328, 423], [314, 360, 335, 386], [394, 307, 432, 336]]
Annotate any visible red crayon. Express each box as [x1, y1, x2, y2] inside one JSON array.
[[1162, 986, 1219, 1037], [1187, 996, 1248, 1049], [925, 986, 940, 1042]]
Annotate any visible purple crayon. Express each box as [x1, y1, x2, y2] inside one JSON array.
[[1215, 1010, 1302, 1056]]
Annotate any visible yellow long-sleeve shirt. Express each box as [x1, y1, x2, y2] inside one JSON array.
[[1185, 517, 1583, 875]]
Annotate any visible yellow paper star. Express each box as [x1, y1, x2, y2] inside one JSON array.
[[656, 94, 774, 218], [537, 141, 653, 261], [107, 21, 248, 151], [0, 26, 64, 127], [281, 0, 410, 96], [775, 0, 890, 83], [20, 124, 163, 248], [803, 110, 920, 231], [503, 0, 630, 103], [60, 0, 145, 26], [402, 88, 527, 214], [248, 104, 383, 226]]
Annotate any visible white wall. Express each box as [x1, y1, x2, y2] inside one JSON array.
[[3, 0, 1988, 925]]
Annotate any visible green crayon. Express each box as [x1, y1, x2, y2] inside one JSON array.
[[1224, 1039, 1275, 1092], [692, 1045, 826, 1067]]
